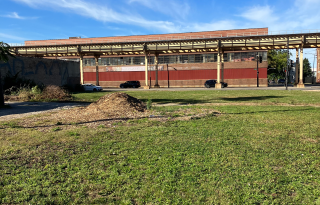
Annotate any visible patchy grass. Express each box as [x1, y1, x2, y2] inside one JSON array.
[[1, 103, 320, 204], [73, 90, 320, 106]]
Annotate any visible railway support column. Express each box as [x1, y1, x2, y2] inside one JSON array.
[[80, 54, 84, 84], [154, 53, 160, 88], [94, 55, 100, 86], [295, 48, 299, 86], [221, 50, 224, 82], [144, 51, 150, 89], [297, 44, 305, 88], [216, 41, 222, 89]]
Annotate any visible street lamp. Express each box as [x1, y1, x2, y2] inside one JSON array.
[[166, 64, 176, 88]]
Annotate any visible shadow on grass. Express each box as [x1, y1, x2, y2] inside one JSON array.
[[150, 99, 209, 104], [21, 115, 165, 129], [227, 107, 314, 115], [218, 96, 284, 102], [142, 96, 284, 104], [0, 102, 90, 116]]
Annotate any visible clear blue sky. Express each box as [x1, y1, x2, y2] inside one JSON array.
[[1, 0, 318, 67]]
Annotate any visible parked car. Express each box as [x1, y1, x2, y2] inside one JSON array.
[[81, 83, 102, 91], [120, 81, 141, 88], [278, 79, 285, 84], [204, 80, 228, 88]]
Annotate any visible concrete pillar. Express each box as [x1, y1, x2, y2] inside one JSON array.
[[221, 51, 224, 82], [94, 55, 100, 86], [154, 53, 160, 88], [144, 52, 150, 89], [298, 45, 305, 88], [216, 47, 222, 89], [80, 54, 84, 84], [295, 48, 299, 85]]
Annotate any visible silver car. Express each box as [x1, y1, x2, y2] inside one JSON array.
[[81, 83, 102, 91]]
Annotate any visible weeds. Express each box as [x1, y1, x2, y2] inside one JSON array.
[[2, 122, 21, 128], [52, 127, 62, 131], [68, 131, 80, 136], [147, 98, 152, 110], [6, 85, 71, 102]]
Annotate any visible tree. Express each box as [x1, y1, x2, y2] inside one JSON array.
[[0, 42, 14, 106], [303, 58, 313, 78], [267, 50, 290, 81]]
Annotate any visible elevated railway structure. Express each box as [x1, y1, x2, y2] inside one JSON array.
[[11, 32, 320, 88]]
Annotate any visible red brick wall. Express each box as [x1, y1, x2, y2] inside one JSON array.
[[83, 61, 268, 87], [25, 28, 268, 46]]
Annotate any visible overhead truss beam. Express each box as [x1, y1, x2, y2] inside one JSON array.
[[11, 33, 320, 57]]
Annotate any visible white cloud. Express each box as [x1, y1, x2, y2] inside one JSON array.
[[1, 12, 36, 19], [3, 12, 25, 19], [240, 5, 278, 24], [185, 20, 238, 33], [13, 0, 180, 33], [0, 33, 26, 41], [128, 0, 190, 19]]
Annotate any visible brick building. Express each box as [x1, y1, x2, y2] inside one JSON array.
[[25, 28, 269, 87]]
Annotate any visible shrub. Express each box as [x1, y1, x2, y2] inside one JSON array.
[[6, 85, 71, 102], [3, 71, 43, 95]]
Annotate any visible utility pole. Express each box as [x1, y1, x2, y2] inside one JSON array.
[[167, 64, 169, 88], [256, 52, 262, 87]]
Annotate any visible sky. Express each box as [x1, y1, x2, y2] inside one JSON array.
[[1, 0, 319, 68]]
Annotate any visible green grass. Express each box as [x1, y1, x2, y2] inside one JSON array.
[[73, 90, 320, 105], [1, 90, 320, 203]]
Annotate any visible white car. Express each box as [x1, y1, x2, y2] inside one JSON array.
[[82, 83, 102, 91]]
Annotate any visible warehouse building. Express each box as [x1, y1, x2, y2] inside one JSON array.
[[25, 28, 269, 88]]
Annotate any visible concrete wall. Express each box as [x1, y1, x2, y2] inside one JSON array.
[[0, 56, 80, 86]]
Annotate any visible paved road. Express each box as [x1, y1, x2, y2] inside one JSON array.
[[0, 102, 89, 121]]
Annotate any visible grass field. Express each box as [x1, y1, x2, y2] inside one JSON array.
[[1, 90, 320, 204], [73, 90, 320, 105]]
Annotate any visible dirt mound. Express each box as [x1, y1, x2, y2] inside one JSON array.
[[86, 92, 146, 114], [14, 92, 150, 130], [41, 85, 71, 100]]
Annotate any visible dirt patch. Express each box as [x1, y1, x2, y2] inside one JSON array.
[[1, 93, 223, 131], [14, 93, 150, 130], [301, 138, 318, 143]]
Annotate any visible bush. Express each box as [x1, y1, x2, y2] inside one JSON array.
[[6, 85, 71, 102], [3, 71, 43, 95]]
